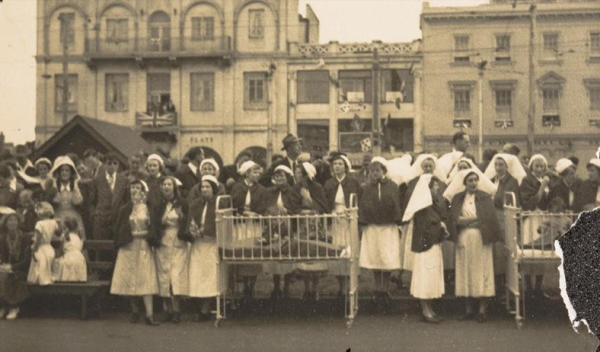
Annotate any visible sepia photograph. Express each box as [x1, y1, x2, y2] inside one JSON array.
[[1, 0, 600, 350]]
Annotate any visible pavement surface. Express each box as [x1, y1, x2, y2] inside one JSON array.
[[1, 296, 597, 352]]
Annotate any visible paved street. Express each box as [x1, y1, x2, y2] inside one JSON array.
[[1, 296, 597, 352]]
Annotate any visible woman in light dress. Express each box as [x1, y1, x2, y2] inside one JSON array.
[[48, 156, 86, 240], [446, 169, 501, 323], [400, 154, 448, 323], [151, 176, 189, 324], [187, 175, 222, 322], [111, 179, 159, 326], [52, 215, 86, 282], [27, 202, 61, 286]]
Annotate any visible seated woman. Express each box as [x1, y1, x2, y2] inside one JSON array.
[[52, 215, 87, 282], [27, 202, 61, 286], [111, 179, 159, 326], [400, 154, 448, 323], [359, 157, 402, 307], [230, 160, 267, 300], [0, 210, 33, 320], [293, 162, 330, 301], [324, 152, 361, 298], [445, 169, 501, 323], [187, 175, 222, 322], [262, 165, 300, 299]]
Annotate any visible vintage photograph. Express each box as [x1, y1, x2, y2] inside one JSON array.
[[0, 0, 599, 350]]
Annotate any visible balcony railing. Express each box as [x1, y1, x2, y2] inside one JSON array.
[[290, 40, 421, 57], [86, 36, 231, 59]]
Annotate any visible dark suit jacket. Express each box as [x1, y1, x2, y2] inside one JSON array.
[[173, 164, 200, 199], [91, 172, 128, 239], [448, 190, 502, 245]]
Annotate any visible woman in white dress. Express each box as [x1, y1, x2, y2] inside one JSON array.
[[187, 175, 222, 322], [151, 176, 189, 324], [48, 156, 86, 240], [400, 154, 449, 323], [52, 215, 86, 282], [27, 202, 61, 286], [111, 179, 159, 326], [445, 169, 501, 323]]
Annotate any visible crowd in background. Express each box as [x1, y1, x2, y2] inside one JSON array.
[[0, 132, 598, 325]]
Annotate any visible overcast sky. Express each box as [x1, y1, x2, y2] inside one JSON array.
[[0, 0, 486, 144]]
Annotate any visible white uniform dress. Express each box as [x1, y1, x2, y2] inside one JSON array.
[[27, 219, 59, 285], [455, 193, 495, 297], [188, 204, 222, 298], [262, 192, 295, 275], [53, 232, 87, 282], [359, 224, 401, 270], [235, 189, 263, 276], [110, 203, 158, 296], [155, 203, 190, 297], [328, 184, 350, 276]]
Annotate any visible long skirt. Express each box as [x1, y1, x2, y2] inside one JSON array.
[[399, 221, 415, 271], [53, 250, 87, 282], [234, 222, 263, 277], [111, 238, 159, 296], [327, 216, 350, 276], [493, 209, 507, 275], [0, 272, 28, 306], [27, 244, 55, 286], [455, 228, 495, 298], [156, 227, 190, 297], [441, 241, 455, 271], [188, 239, 221, 298], [410, 244, 445, 299], [359, 224, 401, 270]]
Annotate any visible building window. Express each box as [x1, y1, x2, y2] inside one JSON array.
[[249, 9, 264, 39], [191, 73, 215, 111], [244, 72, 268, 110], [590, 32, 600, 58], [542, 88, 560, 126], [449, 82, 474, 121], [543, 33, 558, 52], [297, 120, 329, 155], [494, 89, 513, 119], [381, 69, 414, 103], [297, 71, 329, 104], [495, 34, 511, 61], [191, 17, 214, 40], [105, 74, 129, 112], [339, 70, 372, 103], [590, 88, 600, 111], [454, 35, 470, 63], [55, 74, 78, 112], [59, 12, 75, 45], [107, 19, 128, 43]]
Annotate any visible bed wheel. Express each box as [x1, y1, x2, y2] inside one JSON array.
[[516, 319, 523, 330], [346, 319, 354, 329], [214, 318, 222, 328]]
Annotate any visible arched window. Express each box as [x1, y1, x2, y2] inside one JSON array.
[[148, 11, 171, 52]]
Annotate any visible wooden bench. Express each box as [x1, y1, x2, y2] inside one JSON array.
[[28, 240, 115, 319]]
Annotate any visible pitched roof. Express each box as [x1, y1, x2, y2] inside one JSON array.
[[34, 115, 153, 164]]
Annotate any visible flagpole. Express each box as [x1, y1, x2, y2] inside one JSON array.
[[372, 49, 381, 156]]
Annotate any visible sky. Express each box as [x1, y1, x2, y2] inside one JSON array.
[[0, 0, 487, 144]]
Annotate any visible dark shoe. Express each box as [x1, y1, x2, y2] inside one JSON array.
[[477, 313, 487, 323], [129, 313, 140, 324], [422, 315, 442, 324], [193, 313, 212, 322], [172, 313, 181, 324], [458, 312, 476, 321], [270, 289, 283, 300], [162, 313, 173, 323], [145, 316, 159, 326], [432, 313, 444, 322]]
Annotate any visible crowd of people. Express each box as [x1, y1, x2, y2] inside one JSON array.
[[0, 132, 598, 325]]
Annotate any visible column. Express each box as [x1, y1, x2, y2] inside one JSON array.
[[413, 69, 423, 152]]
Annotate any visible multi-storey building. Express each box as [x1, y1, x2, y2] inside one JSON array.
[[35, 0, 422, 166], [421, 0, 600, 165]]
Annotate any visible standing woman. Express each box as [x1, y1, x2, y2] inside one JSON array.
[[34, 158, 54, 199], [145, 154, 165, 210], [187, 175, 221, 322], [111, 179, 159, 326], [151, 176, 189, 324], [359, 157, 402, 304], [445, 169, 501, 323], [187, 159, 226, 203], [230, 161, 266, 300], [49, 156, 86, 240], [324, 152, 361, 297], [484, 153, 526, 294], [400, 154, 448, 323], [547, 158, 579, 211], [0, 211, 33, 320], [293, 162, 330, 301]]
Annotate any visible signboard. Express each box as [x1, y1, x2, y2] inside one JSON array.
[[339, 132, 372, 153]]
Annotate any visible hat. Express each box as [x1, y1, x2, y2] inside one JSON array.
[[35, 158, 52, 169], [443, 169, 497, 201], [301, 162, 317, 181], [555, 158, 575, 175], [200, 158, 220, 173], [238, 160, 258, 175], [274, 165, 293, 176], [201, 175, 219, 188], [13, 144, 31, 157], [404, 154, 447, 184], [281, 134, 302, 151], [587, 158, 600, 169], [50, 156, 80, 180], [146, 154, 164, 167], [329, 152, 352, 170], [371, 156, 388, 169], [484, 153, 528, 185], [527, 154, 548, 170]]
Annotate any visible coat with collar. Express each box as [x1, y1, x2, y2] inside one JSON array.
[[114, 201, 158, 248], [359, 178, 401, 226], [187, 196, 217, 239], [519, 174, 548, 211], [547, 177, 581, 211], [173, 164, 200, 199], [149, 195, 189, 244], [291, 181, 329, 214], [230, 180, 267, 215], [324, 175, 362, 210], [91, 171, 128, 239], [492, 174, 521, 209], [263, 184, 302, 215], [448, 190, 502, 245]]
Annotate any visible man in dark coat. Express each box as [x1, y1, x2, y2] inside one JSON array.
[[260, 134, 303, 188], [173, 147, 203, 198]]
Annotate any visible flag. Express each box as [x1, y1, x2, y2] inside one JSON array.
[[360, 137, 372, 152], [136, 111, 176, 128]]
